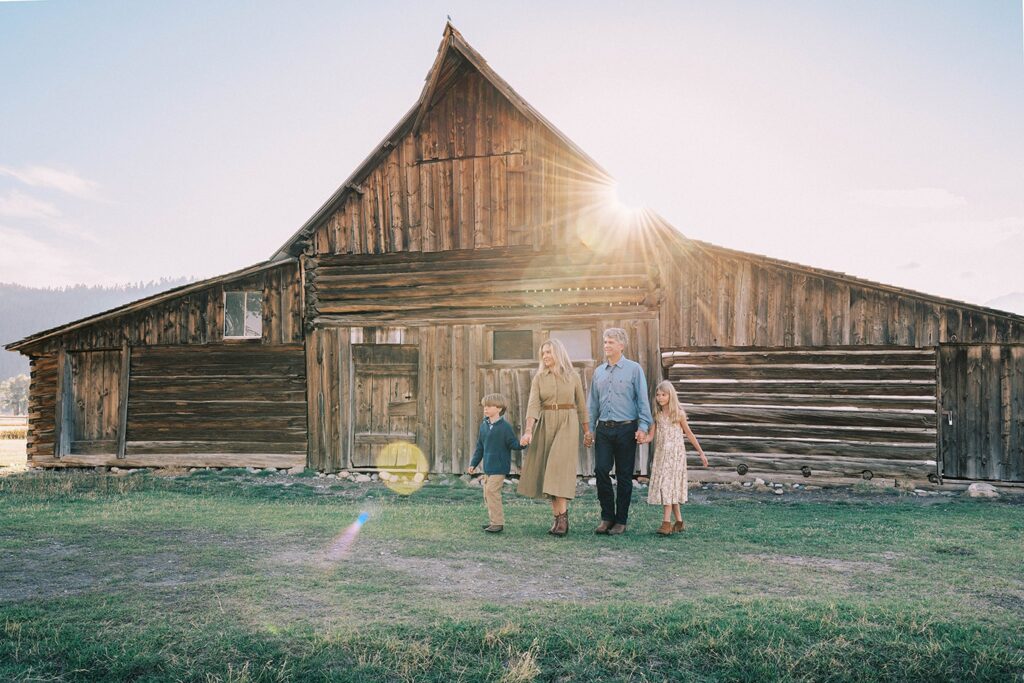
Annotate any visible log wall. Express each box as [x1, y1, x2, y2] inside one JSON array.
[[304, 246, 658, 324], [26, 354, 58, 460], [663, 347, 938, 480], [657, 239, 1024, 349]]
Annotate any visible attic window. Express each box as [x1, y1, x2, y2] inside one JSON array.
[[224, 291, 262, 339]]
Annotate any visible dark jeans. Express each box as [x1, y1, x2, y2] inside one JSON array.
[[594, 420, 638, 525]]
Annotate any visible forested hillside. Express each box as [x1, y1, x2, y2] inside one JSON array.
[[0, 279, 192, 382]]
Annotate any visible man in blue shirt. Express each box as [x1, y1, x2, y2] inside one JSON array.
[[585, 327, 653, 535]]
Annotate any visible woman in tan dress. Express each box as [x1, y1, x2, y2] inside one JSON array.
[[517, 338, 591, 536]]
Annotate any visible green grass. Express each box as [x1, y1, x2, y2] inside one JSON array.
[[1, 471, 1022, 682]]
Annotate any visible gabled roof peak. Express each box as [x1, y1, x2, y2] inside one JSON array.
[[270, 24, 610, 260]]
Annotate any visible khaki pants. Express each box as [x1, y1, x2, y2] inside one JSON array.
[[483, 474, 505, 525]]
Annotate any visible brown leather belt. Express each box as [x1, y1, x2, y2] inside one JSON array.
[[542, 404, 576, 410]]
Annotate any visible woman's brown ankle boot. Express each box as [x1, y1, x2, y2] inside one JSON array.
[[657, 521, 674, 535], [551, 512, 568, 536], [548, 515, 559, 535], [672, 520, 685, 533]]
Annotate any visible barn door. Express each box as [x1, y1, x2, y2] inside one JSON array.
[[351, 344, 419, 468], [938, 344, 1024, 482], [66, 350, 122, 455]]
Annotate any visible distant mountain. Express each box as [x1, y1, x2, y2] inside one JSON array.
[[0, 279, 194, 382], [985, 292, 1024, 316]]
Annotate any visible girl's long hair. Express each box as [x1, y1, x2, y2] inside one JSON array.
[[537, 338, 574, 378], [654, 380, 684, 423]]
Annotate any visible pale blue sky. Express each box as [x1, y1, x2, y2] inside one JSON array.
[[1, 0, 1022, 310]]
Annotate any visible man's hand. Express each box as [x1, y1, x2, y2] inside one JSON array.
[[635, 430, 648, 444]]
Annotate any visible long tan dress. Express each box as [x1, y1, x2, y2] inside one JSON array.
[[516, 370, 589, 500]]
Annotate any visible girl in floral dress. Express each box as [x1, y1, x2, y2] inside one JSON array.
[[645, 380, 708, 535]]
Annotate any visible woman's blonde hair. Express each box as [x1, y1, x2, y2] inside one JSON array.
[[537, 338, 574, 377], [653, 380, 684, 423]]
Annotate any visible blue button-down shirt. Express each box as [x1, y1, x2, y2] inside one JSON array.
[[588, 356, 653, 432]]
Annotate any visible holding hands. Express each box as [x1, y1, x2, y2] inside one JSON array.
[[583, 431, 594, 448], [520, 432, 532, 447], [635, 430, 648, 444]]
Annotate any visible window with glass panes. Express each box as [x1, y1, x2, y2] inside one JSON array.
[[549, 329, 593, 360], [224, 291, 262, 338]]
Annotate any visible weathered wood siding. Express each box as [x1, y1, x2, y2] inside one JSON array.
[[657, 239, 1024, 348], [67, 350, 122, 455], [307, 318, 659, 474], [663, 347, 938, 480], [112, 345, 307, 466], [305, 246, 658, 325], [308, 62, 607, 258], [20, 262, 305, 468], [939, 344, 1024, 482], [24, 262, 302, 355]]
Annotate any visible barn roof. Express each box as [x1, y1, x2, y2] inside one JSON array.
[[4, 259, 296, 353], [642, 210, 1024, 325], [268, 22, 611, 261]]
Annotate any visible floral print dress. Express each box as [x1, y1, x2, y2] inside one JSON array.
[[647, 414, 688, 505]]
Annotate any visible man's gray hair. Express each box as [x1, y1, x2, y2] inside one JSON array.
[[602, 327, 628, 346]]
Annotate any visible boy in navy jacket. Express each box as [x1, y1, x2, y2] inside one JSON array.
[[468, 393, 525, 533]]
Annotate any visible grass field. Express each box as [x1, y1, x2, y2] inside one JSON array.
[[1, 470, 1022, 682]]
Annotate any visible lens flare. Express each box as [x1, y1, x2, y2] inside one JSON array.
[[327, 511, 370, 561], [375, 441, 428, 496]]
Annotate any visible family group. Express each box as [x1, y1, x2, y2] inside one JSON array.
[[468, 328, 708, 537]]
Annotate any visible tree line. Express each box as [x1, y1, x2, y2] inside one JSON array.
[[0, 278, 193, 383]]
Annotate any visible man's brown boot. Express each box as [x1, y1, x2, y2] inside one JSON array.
[[608, 523, 628, 535], [594, 520, 612, 535], [657, 521, 674, 535]]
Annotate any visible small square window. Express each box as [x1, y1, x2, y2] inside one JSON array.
[[225, 291, 262, 338], [550, 329, 592, 360], [493, 330, 534, 360]]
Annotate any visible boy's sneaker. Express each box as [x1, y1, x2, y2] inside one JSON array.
[[483, 525, 504, 533]]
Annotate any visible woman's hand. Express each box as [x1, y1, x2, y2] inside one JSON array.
[[520, 433, 532, 447], [583, 432, 595, 448], [697, 450, 708, 467]]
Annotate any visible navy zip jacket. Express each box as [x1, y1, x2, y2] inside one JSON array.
[[470, 416, 525, 475]]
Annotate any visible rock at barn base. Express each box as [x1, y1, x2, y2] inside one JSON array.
[[966, 482, 999, 499]]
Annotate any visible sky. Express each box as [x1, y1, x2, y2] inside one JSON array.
[[1, 0, 1022, 311]]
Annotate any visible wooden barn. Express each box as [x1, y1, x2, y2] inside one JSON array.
[[8, 24, 1024, 485]]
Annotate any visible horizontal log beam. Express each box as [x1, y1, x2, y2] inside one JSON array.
[[668, 365, 936, 381], [59, 452, 306, 468], [689, 422, 935, 443], [663, 351, 936, 367], [671, 380, 936, 397], [678, 392, 936, 410], [685, 405, 936, 429], [696, 437, 935, 460]]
